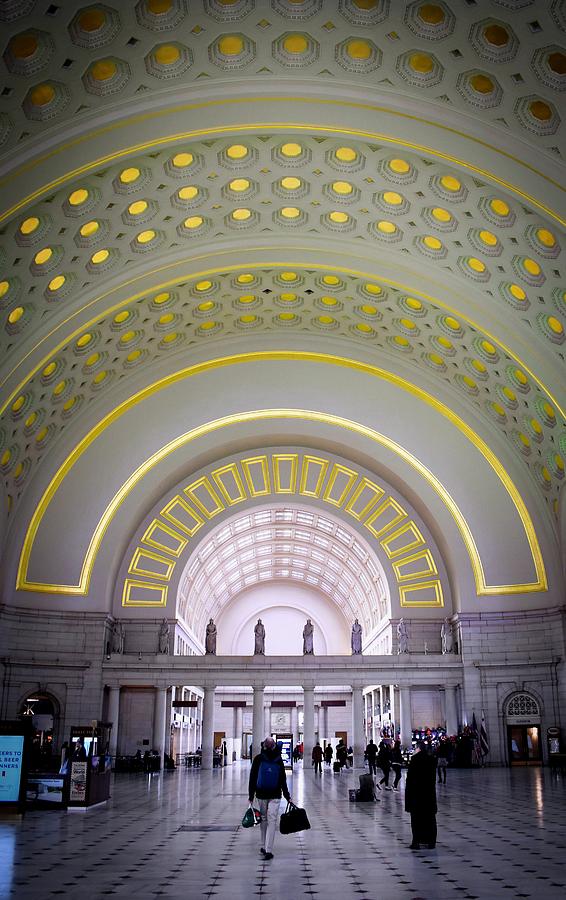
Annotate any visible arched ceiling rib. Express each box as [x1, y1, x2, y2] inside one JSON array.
[[177, 505, 389, 640]]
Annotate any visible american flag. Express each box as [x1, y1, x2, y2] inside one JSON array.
[[480, 712, 489, 757]]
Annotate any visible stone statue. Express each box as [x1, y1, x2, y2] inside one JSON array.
[[351, 619, 363, 655], [303, 619, 314, 655], [441, 617, 453, 654], [158, 618, 170, 655], [397, 618, 409, 654], [111, 621, 124, 654], [254, 619, 265, 655], [205, 618, 217, 655]]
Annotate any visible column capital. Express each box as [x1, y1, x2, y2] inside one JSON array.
[[302, 682, 315, 692]]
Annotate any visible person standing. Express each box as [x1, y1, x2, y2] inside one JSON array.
[[248, 737, 292, 861], [436, 737, 451, 784], [336, 740, 348, 769], [312, 741, 323, 775], [324, 743, 333, 767], [405, 741, 438, 849], [365, 738, 378, 776], [391, 739, 403, 791], [377, 739, 393, 789]]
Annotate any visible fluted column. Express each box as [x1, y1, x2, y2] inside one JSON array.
[[107, 687, 120, 761], [351, 685, 364, 768], [153, 687, 167, 767], [399, 686, 412, 750], [302, 686, 315, 765], [252, 685, 265, 759], [445, 685, 459, 736], [201, 686, 215, 770]]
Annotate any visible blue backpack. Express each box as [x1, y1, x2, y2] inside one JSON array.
[[257, 754, 280, 791]]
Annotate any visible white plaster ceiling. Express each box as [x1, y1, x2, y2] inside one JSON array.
[[0, 0, 564, 608], [177, 505, 389, 637]]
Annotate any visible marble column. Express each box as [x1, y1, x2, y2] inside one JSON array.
[[165, 687, 173, 758], [291, 705, 299, 747], [323, 705, 329, 744], [302, 686, 315, 765], [351, 685, 364, 768], [445, 685, 459, 736], [389, 684, 396, 738], [252, 685, 264, 759], [378, 685, 384, 737], [234, 705, 243, 759], [107, 686, 120, 760], [371, 691, 377, 743], [399, 686, 412, 749], [264, 702, 271, 739], [201, 686, 215, 770], [153, 687, 167, 766]]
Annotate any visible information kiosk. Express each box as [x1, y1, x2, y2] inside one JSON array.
[[67, 723, 112, 810]]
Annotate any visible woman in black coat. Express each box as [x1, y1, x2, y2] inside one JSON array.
[[404, 742, 437, 849]]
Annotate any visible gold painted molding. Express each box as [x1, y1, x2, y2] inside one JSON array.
[[16, 353, 547, 597], [121, 451, 444, 610], [1, 108, 563, 224]]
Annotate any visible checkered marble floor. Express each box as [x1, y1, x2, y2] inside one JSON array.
[[1, 762, 565, 900]]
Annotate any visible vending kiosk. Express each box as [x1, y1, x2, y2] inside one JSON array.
[[67, 723, 112, 810]]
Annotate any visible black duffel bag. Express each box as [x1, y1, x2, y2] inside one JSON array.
[[279, 801, 311, 834]]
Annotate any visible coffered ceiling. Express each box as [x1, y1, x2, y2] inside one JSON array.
[[0, 0, 564, 603]]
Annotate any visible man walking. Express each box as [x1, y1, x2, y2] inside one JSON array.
[[312, 741, 323, 775], [377, 739, 393, 789], [248, 737, 292, 860]]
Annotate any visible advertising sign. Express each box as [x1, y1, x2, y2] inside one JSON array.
[[69, 761, 88, 802], [278, 738, 293, 769], [0, 735, 25, 803]]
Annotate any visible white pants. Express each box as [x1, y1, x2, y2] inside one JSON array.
[[258, 798, 281, 853]]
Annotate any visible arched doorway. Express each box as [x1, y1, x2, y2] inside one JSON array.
[[505, 692, 542, 766], [19, 693, 59, 769]]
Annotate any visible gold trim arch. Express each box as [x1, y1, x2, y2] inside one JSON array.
[[16, 357, 546, 597], [118, 449, 447, 615]]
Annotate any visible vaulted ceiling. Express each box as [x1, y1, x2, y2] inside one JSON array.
[[0, 0, 564, 609]]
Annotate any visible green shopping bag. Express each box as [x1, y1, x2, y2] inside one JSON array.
[[242, 805, 261, 828]]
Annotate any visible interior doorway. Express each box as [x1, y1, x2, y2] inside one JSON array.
[[508, 725, 542, 765], [19, 693, 59, 770]]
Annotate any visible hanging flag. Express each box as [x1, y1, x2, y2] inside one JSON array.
[[471, 712, 481, 766], [480, 712, 489, 757]]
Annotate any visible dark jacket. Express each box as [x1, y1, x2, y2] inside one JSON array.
[[324, 744, 333, 762], [312, 744, 323, 763], [366, 741, 377, 760], [377, 742, 392, 767], [336, 743, 348, 764], [404, 750, 437, 814], [249, 747, 291, 802], [391, 744, 403, 766]]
